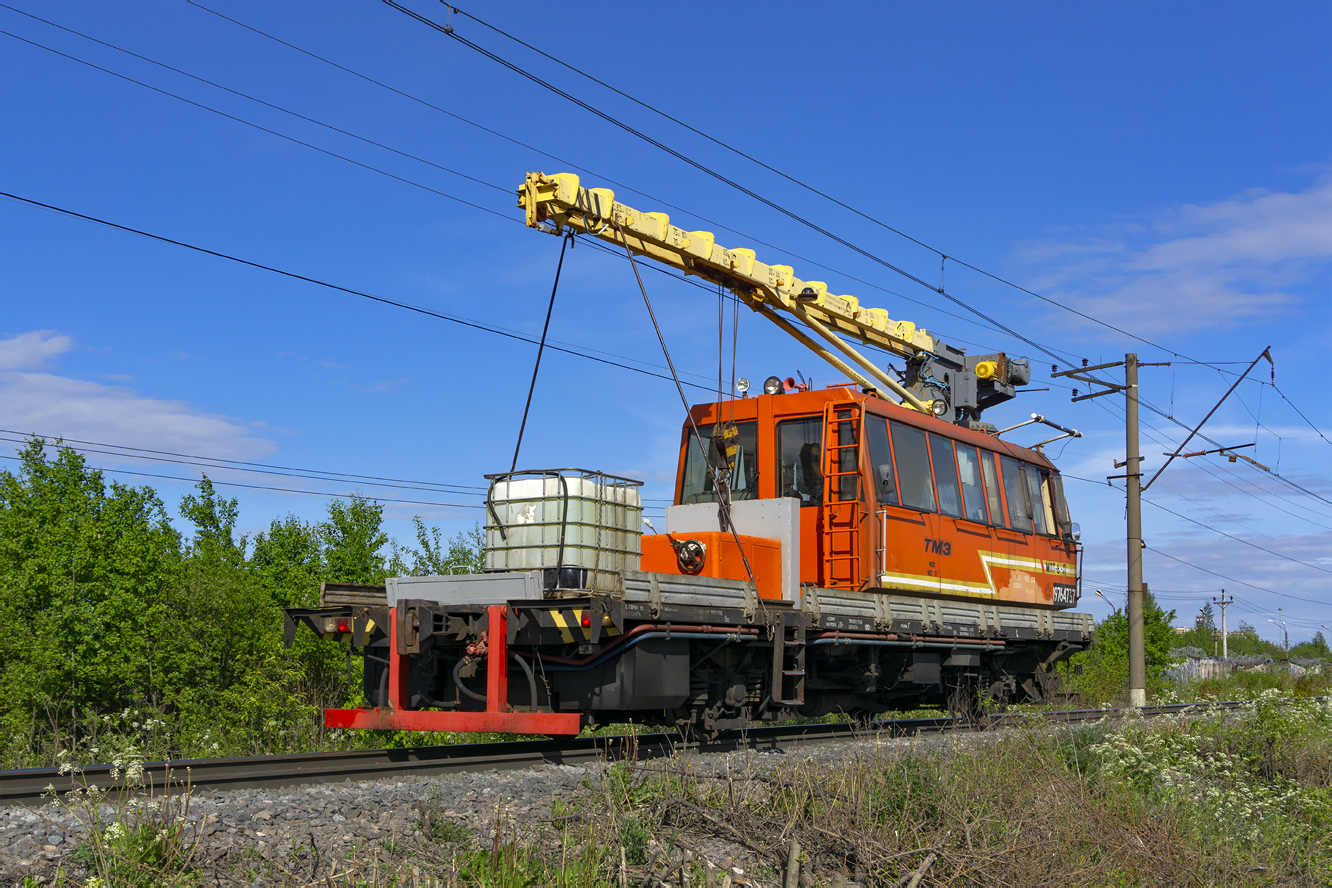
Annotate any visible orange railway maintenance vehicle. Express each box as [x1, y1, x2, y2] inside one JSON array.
[[285, 173, 1092, 735]]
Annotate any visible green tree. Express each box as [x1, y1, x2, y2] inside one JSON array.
[[1290, 631, 1329, 659], [1175, 602, 1219, 653], [321, 495, 387, 584], [1224, 621, 1285, 658], [250, 514, 325, 608], [0, 441, 181, 762], [1064, 590, 1178, 703], [179, 476, 245, 566], [1196, 602, 1216, 633], [388, 519, 485, 576]]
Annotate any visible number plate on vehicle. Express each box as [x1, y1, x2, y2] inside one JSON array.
[[1052, 584, 1078, 605]]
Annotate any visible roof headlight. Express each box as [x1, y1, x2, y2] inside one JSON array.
[[763, 376, 783, 395], [930, 399, 948, 417], [735, 377, 750, 394]]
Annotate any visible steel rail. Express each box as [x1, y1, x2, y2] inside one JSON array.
[[0, 699, 1299, 806]]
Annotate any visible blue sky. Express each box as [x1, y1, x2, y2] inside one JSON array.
[[3, 1, 1329, 644]]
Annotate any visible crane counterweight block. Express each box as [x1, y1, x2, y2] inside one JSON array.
[[518, 171, 1028, 427]]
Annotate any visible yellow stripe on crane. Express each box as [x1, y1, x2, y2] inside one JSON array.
[[517, 172, 941, 361]]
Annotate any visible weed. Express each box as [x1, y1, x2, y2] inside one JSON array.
[[50, 759, 202, 887]]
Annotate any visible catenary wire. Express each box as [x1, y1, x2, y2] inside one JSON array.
[[0, 433, 676, 504], [0, 428, 485, 490], [415, 2, 1277, 381], [384, 1, 1077, 375], [0, 4, 508, 195], [0, 15, 999, 370], [443, 3, 1276, 374], [0, 191, 724, 393], [7, 10, 1321, 612], [0, 455, 485, 509], [1064, 474, 1329, 604], [0, 433, 483, 493], [1139, 496, 1332, 576], [181, 0, 1016, 349], [9, 9, 1322, 524], [161, 1, 1332, 428], [0, 29, 512, 223], [10, 187, 1331, 577]]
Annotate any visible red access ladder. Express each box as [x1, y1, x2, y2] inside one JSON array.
[[821, 400, 866, 589]]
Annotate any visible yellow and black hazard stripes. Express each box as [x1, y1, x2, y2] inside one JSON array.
[[549, 608, 623, 643]]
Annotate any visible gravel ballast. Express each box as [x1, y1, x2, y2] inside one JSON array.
[[0, 729, 995, 885]]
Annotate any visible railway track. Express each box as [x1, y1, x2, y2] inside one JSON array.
[[0, 700, 1272, 806]]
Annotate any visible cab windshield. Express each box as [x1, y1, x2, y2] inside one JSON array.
[[679, 421, 759, 504]]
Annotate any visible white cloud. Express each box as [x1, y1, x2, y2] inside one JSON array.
[[0, 330, 73, 370], [0, 371, 278, 460], [0, 331, 276, 461], [1018, 177, 1332, 337]]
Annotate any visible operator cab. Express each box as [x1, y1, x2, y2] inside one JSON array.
[[674, 378, 1080, 606]]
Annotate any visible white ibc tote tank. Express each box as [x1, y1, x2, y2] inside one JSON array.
[[484, 469, 643, 594]]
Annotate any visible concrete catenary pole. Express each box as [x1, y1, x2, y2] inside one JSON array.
[[1125, 353, 1146, 708], [1213, 591, 1233, 659]]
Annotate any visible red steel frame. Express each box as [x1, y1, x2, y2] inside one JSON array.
[[324, 604, 583, 735]]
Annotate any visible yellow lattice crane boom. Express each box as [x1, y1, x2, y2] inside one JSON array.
[[518, 171, 1030, 427]]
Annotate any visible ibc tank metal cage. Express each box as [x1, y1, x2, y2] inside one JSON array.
[[483, 469, 643, 593]]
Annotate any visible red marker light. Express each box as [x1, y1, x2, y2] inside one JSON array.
[[581, 616, 591, 628], [337, 620, 350, 633]]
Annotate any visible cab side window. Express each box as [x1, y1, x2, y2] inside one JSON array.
[[1050, 473, 1073, 537], [929, 434, 964, 518], [890, 422, 936, 512], [866, 417, 898, 506], [1025, 466, 1054, 536], [980, 451, 1005, 527], [776, 418, 823, 506], [954, 443, 990, 524], [1000, 455, 1033, 531]]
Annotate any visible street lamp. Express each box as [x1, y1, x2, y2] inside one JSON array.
[[1095, 589, 1121, 616], [1267, 616, 1289, 659]]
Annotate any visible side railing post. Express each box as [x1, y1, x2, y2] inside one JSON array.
[[387, 607, 409, 710], [486, 604, 509, 713]]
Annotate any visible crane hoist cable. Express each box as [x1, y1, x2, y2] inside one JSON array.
[[613, 221, 765, 615], [511, 232, 572, 471]]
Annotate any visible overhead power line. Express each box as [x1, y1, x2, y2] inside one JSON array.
[[1140, 496, 1332, 576], [6, 5, 1319, 516], [0, 430, 677, 503], [179, 0, 1016, 351], [0, 191, 721, 393], [0, 433, 487, 495], [0, 454, 485, 509], [1092, 393, 1332, 531], [1272, 382, 1332, 450], [442, 2, 1204, 363], [384, 0, 1074, 374], [0, 10, 995, 362], [0, 4, 508, 195], [0, 29, 513, 224], [407, 1, 1283, 383], [1145, 545, 1328, 606], [1064, 473, 1330, 604]]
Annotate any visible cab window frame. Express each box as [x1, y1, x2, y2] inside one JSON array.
[[775, 416, 825, 508], [928, 433, 965, 519], [999, 454, 1034, 532], [679, 420, 759, 505], [865, 414, 898, 508], [953, 442, 991, 525], [888, 420, 938, 514]]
